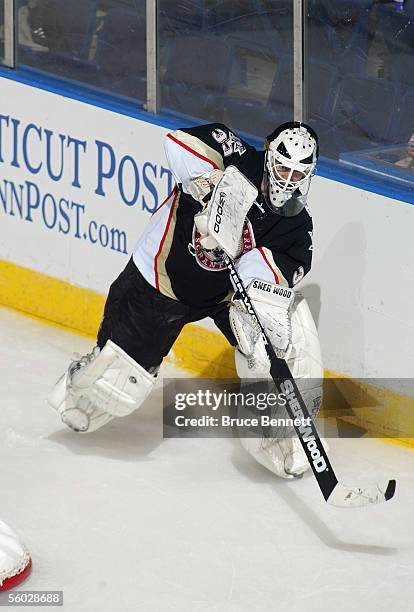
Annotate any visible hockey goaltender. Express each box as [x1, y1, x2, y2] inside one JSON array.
[[48, 121, 325, 481]]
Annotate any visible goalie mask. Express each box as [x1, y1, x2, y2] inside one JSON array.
[[263, 122, 319, 214]]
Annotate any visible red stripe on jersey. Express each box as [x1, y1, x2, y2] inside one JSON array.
[[166, 133, 219, 169], [153, 186, 178, 214], [154, 191, 179, 291], [258, 247, 279, 284]]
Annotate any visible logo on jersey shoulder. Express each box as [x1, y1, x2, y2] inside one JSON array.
[[211, 129, 246, 157], [191, 220, 255, 271], [292, 266, 304, 285]]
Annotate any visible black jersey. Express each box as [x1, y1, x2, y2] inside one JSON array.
[[133, 124, 313, 308]]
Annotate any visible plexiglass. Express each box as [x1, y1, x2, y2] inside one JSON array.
[[17, 0, 147, 103], [305, 0, 414, 176], [159, 1, 294, 140]]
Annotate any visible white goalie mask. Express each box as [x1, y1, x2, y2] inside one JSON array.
[[264, 122, 319, 213]]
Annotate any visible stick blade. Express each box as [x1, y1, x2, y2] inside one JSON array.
[[327, 479, 396, 508]]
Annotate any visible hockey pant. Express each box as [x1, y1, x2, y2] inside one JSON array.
[[96, 258, 236, 369]]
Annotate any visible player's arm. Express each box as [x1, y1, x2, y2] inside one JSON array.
[[164, 123, 252, 202], [235, 215, 313, 289]]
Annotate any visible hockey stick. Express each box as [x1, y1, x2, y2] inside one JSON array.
[[226, 255, 396, 507]]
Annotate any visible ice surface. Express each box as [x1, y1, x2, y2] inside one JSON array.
[[0, 306, 413, 611]]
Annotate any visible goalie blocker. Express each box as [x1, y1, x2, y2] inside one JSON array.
[[194, 165, 258, 258]]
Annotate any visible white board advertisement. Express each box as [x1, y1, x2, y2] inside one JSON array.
[[0, 77, 172, 292]]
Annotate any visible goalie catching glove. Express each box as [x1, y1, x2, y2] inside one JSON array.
[[230, 279, 295, 363]]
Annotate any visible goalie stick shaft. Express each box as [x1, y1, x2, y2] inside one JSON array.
[[225, 255, 396, 506]]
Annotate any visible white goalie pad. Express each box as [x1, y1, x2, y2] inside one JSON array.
[[0, 519, 32, 592], [48, 340, 156, 433], [207, 166, 258, 258], [235, 293, 324, 478]]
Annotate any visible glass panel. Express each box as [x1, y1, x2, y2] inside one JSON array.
[[17, 0, 147, 103], [159, 1, 294, 140], [305, 0, 414, 192], [0, 1, 4, 63]]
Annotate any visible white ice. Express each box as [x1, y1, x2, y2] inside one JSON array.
[[0, 306, 413, 612]]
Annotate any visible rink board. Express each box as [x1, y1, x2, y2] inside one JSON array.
[[1, 75, 414, 444]]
